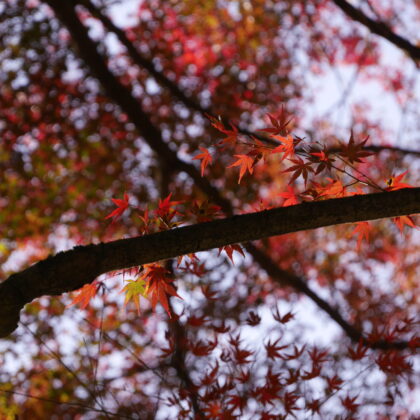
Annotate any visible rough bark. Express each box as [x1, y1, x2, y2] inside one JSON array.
[[1, 188, 419, 338]]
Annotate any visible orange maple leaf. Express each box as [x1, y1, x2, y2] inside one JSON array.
[[68, 281, 100, 309], [206, 114, 238, 147], [317, 178, 347, 198], [392, 216, 417, 233], [308, 146, 335, 174], [270, 134, 295, 161], [228, 154, 254, 183], [193, 147, 213, 176], [105, 193, 129, 222], [385, 170, 414, 191], [279, 186, 298, 206], [351, 221, 371, 250], [141, 264, 181, 317]]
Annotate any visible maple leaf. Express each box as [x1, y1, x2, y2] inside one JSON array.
[[316, 178, 347, 198], [218, 244, 245, 264], [308, 348, 329, 364], [141, 264, 181, 317], [284, 391, 299, 414], [218, 123, 239, 147], [246, 311, 261, 326], [265, 338, 287, 360], [200, 363, 219, 386], [326, 374, 343, 392], [279, 186, 298, 206], [351, 221, 371, 250], [68, 281, 100, 309], [138, 208, 151, 234], [339, 132, 373, 163], [121, 277, 148, 314], [190, 200, 222, 223], [193, 147, 213, 176], [228, 154, 255, 183], [341, 395, 359, 412], [392, 215, 417, 233], [385, 170, 414, 191], [376, 351, 412, 375], [283, 344, 306, 361], [348, 339, 369, 361], [105, 193, 129, 222], [257, 108, 293, 135], [189, 338, 217, 356], [246, 136, 273, 163], [156, 193, 182, 222], [203, 401, 223, 419], [272, 307, 295, 324], [206, 114, 239, 147], [308, 145, 335, 174], [306, 399, 321, 414], [270, 134, 296, 161], [283, 156, 314, 185]]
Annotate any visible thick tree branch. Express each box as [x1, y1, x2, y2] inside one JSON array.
[[1, 188, 419, 338], [35, 0, 419, 350], [332, 0, 420, 62]]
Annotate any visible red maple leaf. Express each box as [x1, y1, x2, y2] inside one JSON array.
[[348, 339, 369, 361], [316, 178, 347, 198], [190, 200, 222, 223], [228, 154, 255, 183], [339, 132, 373, 163], [341, 395, 359, 412], [193, 147, 213, 176], [68, 281, 100, 309], [392, 215, 417, 233], [218, 244, 245, 264], [142, 264, 181, 317], [206, 114, 239, 147], [279, 186, 298, 206], [351, 221, 371, 250], [105, 193, 129, 222], [326, 374, 343, 392], [272, 307, 295, 324], [265, 338, 287, 360], [283, 156, 314, 185], [156, 193, 182, 221], [257, 108, 293, 135], [385, 170, 414, 191], [308, 145, 335, 174], [270, 134, 296, 161]]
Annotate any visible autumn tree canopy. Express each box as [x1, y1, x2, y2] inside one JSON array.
[[0, 0, 419, 418]]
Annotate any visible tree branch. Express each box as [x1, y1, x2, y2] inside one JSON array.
[[332, 0, 420, 62], [1, 188, 419, 338]]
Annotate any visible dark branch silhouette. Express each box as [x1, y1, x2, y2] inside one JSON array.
[[333, 0, 420, 62], [1, 188, 419, 340]]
